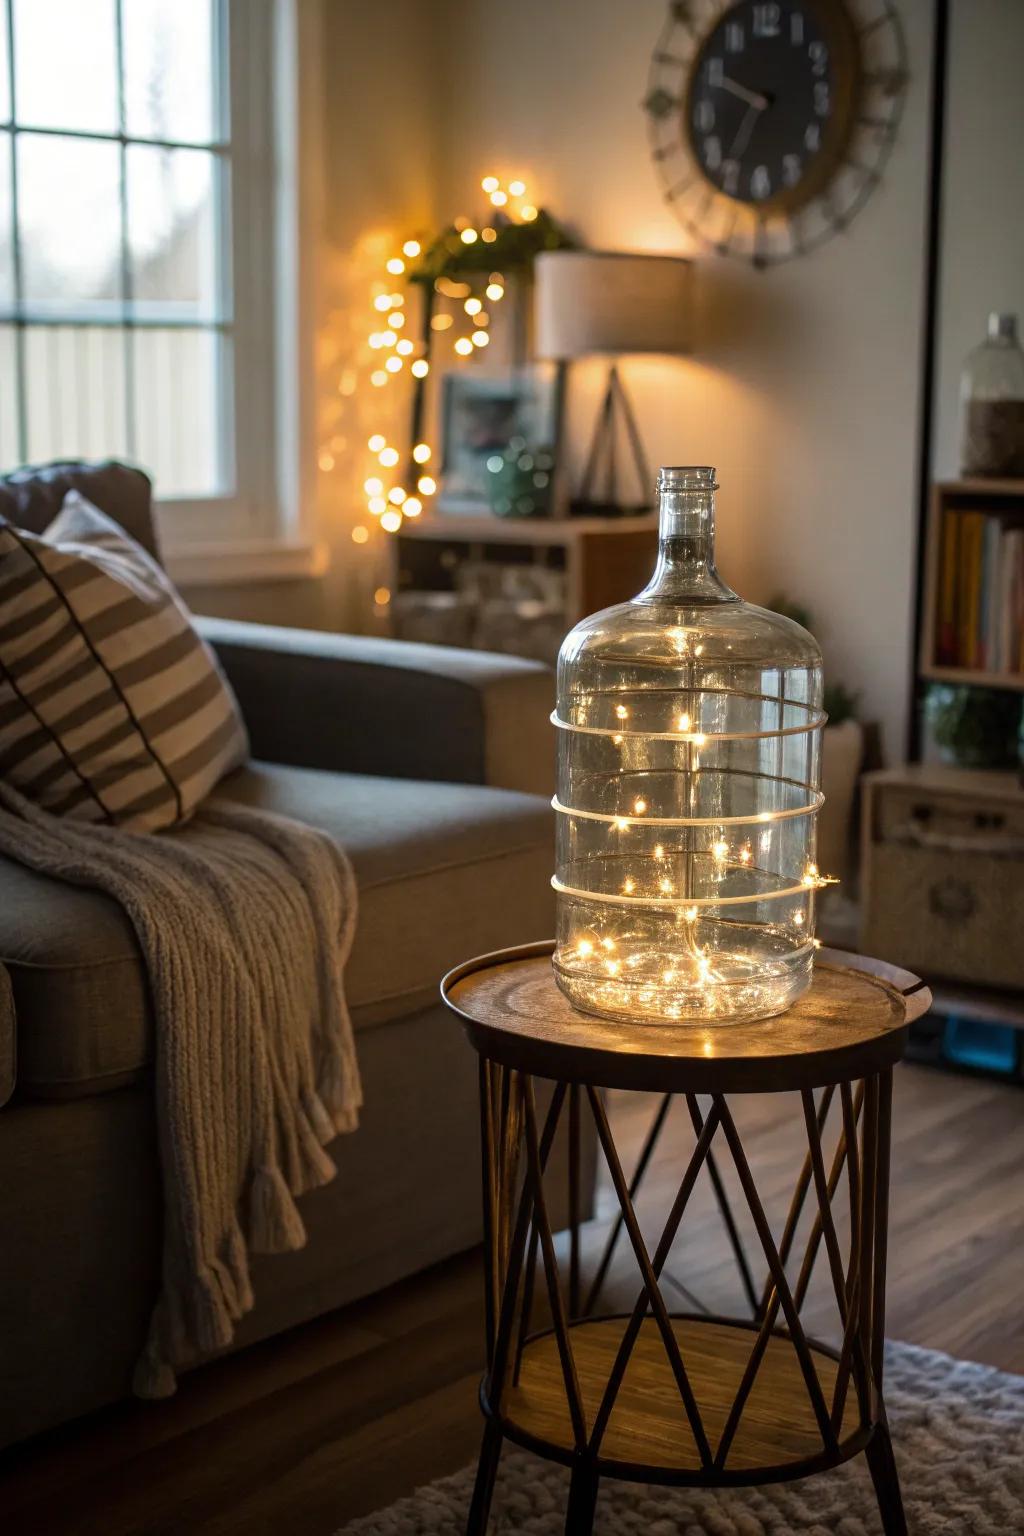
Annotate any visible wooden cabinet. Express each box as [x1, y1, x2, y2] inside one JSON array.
[[388, 514, 659, 656], [861, 764, 1024, 995]]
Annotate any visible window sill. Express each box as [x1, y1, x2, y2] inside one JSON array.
[[164, 539, 329, 588]]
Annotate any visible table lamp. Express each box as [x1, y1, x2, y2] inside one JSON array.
[[534, 250, 693, 516]]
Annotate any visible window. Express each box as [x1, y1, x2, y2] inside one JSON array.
[[0, 0, 282, 545]]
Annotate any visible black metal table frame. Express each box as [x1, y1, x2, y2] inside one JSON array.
[[441, 946, 931, 1536], [470, 1064, 904, 1531], [468, 1064, 906, 1534]]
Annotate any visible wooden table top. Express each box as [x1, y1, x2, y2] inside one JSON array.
[[441, 942, 930, 1093]]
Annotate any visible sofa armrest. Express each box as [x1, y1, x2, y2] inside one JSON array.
[[196, 616, 555, 795]]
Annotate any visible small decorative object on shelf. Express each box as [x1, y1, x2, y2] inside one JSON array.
[[960, 312, 1024, 478], [552, 465, 833, 1025], [437, 370, 560, 518]]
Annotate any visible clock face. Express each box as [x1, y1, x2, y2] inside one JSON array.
[[644, 0, 908, 267], [686, 2, 858, 211]]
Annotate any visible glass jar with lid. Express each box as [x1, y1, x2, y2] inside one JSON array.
[[552, 466, 829, 1025], [960, 312, 1024, 478]]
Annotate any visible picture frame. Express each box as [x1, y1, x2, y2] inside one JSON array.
[[436, 365, 565, 518]]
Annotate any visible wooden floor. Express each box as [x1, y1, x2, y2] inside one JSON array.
[[2, 1062, 1022, 1535]]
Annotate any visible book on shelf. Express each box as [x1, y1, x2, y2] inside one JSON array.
[[935, 508, 1024, 674]]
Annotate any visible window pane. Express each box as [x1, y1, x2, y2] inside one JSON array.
[[127, 146, 220, 322], [13, 0, 117, 134], [0, 133, 13, 305], [0, 326, 21, 468], [123, 0, 218, 144], [133, 327, 223, 497], [0, 9, 11, 125], [24, 325, 128, 463], [18, 135, 122, 316]]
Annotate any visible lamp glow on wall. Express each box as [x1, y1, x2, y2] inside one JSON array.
[[534, 250, 693, 515]]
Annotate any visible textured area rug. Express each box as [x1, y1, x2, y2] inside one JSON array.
[[339, 1342, 1024, 1534]]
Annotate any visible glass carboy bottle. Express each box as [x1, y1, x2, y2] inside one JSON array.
[[552, 466, 827, 1025]]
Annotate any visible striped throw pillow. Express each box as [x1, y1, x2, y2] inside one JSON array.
[[0, 491, 248, 830]]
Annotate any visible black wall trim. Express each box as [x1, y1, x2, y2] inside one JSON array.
[[907, 0, 951, 761]]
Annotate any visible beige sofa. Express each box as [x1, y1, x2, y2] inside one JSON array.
[[0, 461, 588, 1448]]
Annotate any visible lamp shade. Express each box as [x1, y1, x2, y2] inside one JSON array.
[[534, 250, 692, 361]]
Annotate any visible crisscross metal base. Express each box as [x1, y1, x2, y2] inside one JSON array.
[[467, 1064, 906, 1536]]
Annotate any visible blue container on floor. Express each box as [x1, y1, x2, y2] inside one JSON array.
[[942, 1016, 1018, 1077]]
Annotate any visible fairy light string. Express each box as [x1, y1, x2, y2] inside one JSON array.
[[553, 679, 837, 1020], [329, 174, 573, 565]]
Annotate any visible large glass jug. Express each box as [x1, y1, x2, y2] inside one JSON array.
[[553, 466, 828, 1025]]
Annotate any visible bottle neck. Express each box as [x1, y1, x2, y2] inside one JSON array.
[[639, 469, 736, 603]]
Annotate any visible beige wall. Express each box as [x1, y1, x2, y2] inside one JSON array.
[[191, 0, 939, 763], [435, 0, 935, 761], [184, 0, 444, 632], [932, 0, 1024, 480]]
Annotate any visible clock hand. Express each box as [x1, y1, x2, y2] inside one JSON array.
[[719, 74, 769, 111], [729, 102, 763, 158]]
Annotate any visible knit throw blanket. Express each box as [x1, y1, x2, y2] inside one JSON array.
[[0, 783, 361, 1398]]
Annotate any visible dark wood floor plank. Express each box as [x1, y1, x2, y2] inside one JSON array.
[[1, 1062, 1021, 1535], [203, 1376, 482, 1536]]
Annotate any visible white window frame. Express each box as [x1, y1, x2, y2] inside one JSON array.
[[0, 0, 319, 582], [159, 0, 321, 582]]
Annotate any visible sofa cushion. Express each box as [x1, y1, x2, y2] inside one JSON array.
[[0, 493, 248, 830], [0, 460, 158, 558], [0, 762, 554, 1098]]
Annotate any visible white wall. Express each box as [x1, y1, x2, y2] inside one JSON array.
[[932, 0, 1024, 480], [437, 0, 936, 760]]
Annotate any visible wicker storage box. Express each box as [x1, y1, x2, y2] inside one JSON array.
[[860, 766, 1024, 990]]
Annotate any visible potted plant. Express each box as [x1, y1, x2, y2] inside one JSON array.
[[769, 597, 864, 886], [923, 683, 1021, 769]]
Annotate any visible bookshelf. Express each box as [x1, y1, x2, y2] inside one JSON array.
[[899, 480, 1024, 1060], [919, 478, 1024, 691]]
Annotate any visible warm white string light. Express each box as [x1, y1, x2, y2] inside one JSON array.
[[553, 685, 836, 1023], [321, 173, 538, 548]]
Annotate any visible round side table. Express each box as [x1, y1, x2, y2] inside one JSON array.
[[441, 941, 930, 1536]]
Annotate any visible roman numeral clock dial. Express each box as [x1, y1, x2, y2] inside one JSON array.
[[645, 0, 908, 267]]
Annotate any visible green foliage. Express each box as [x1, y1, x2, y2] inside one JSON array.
[[407, 208, 577, 284], [823, 682, 860, 726], [767, 592, 813, 634], [924, 683, 1021, 769], [768, 592, 861, 724]]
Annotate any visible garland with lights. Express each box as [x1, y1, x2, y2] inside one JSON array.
[[339, 175, 576, 552]]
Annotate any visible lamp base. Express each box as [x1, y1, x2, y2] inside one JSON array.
[[576, 363, 653, 513]]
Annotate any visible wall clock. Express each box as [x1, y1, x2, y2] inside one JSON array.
[[644, 0, 907, 267]]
